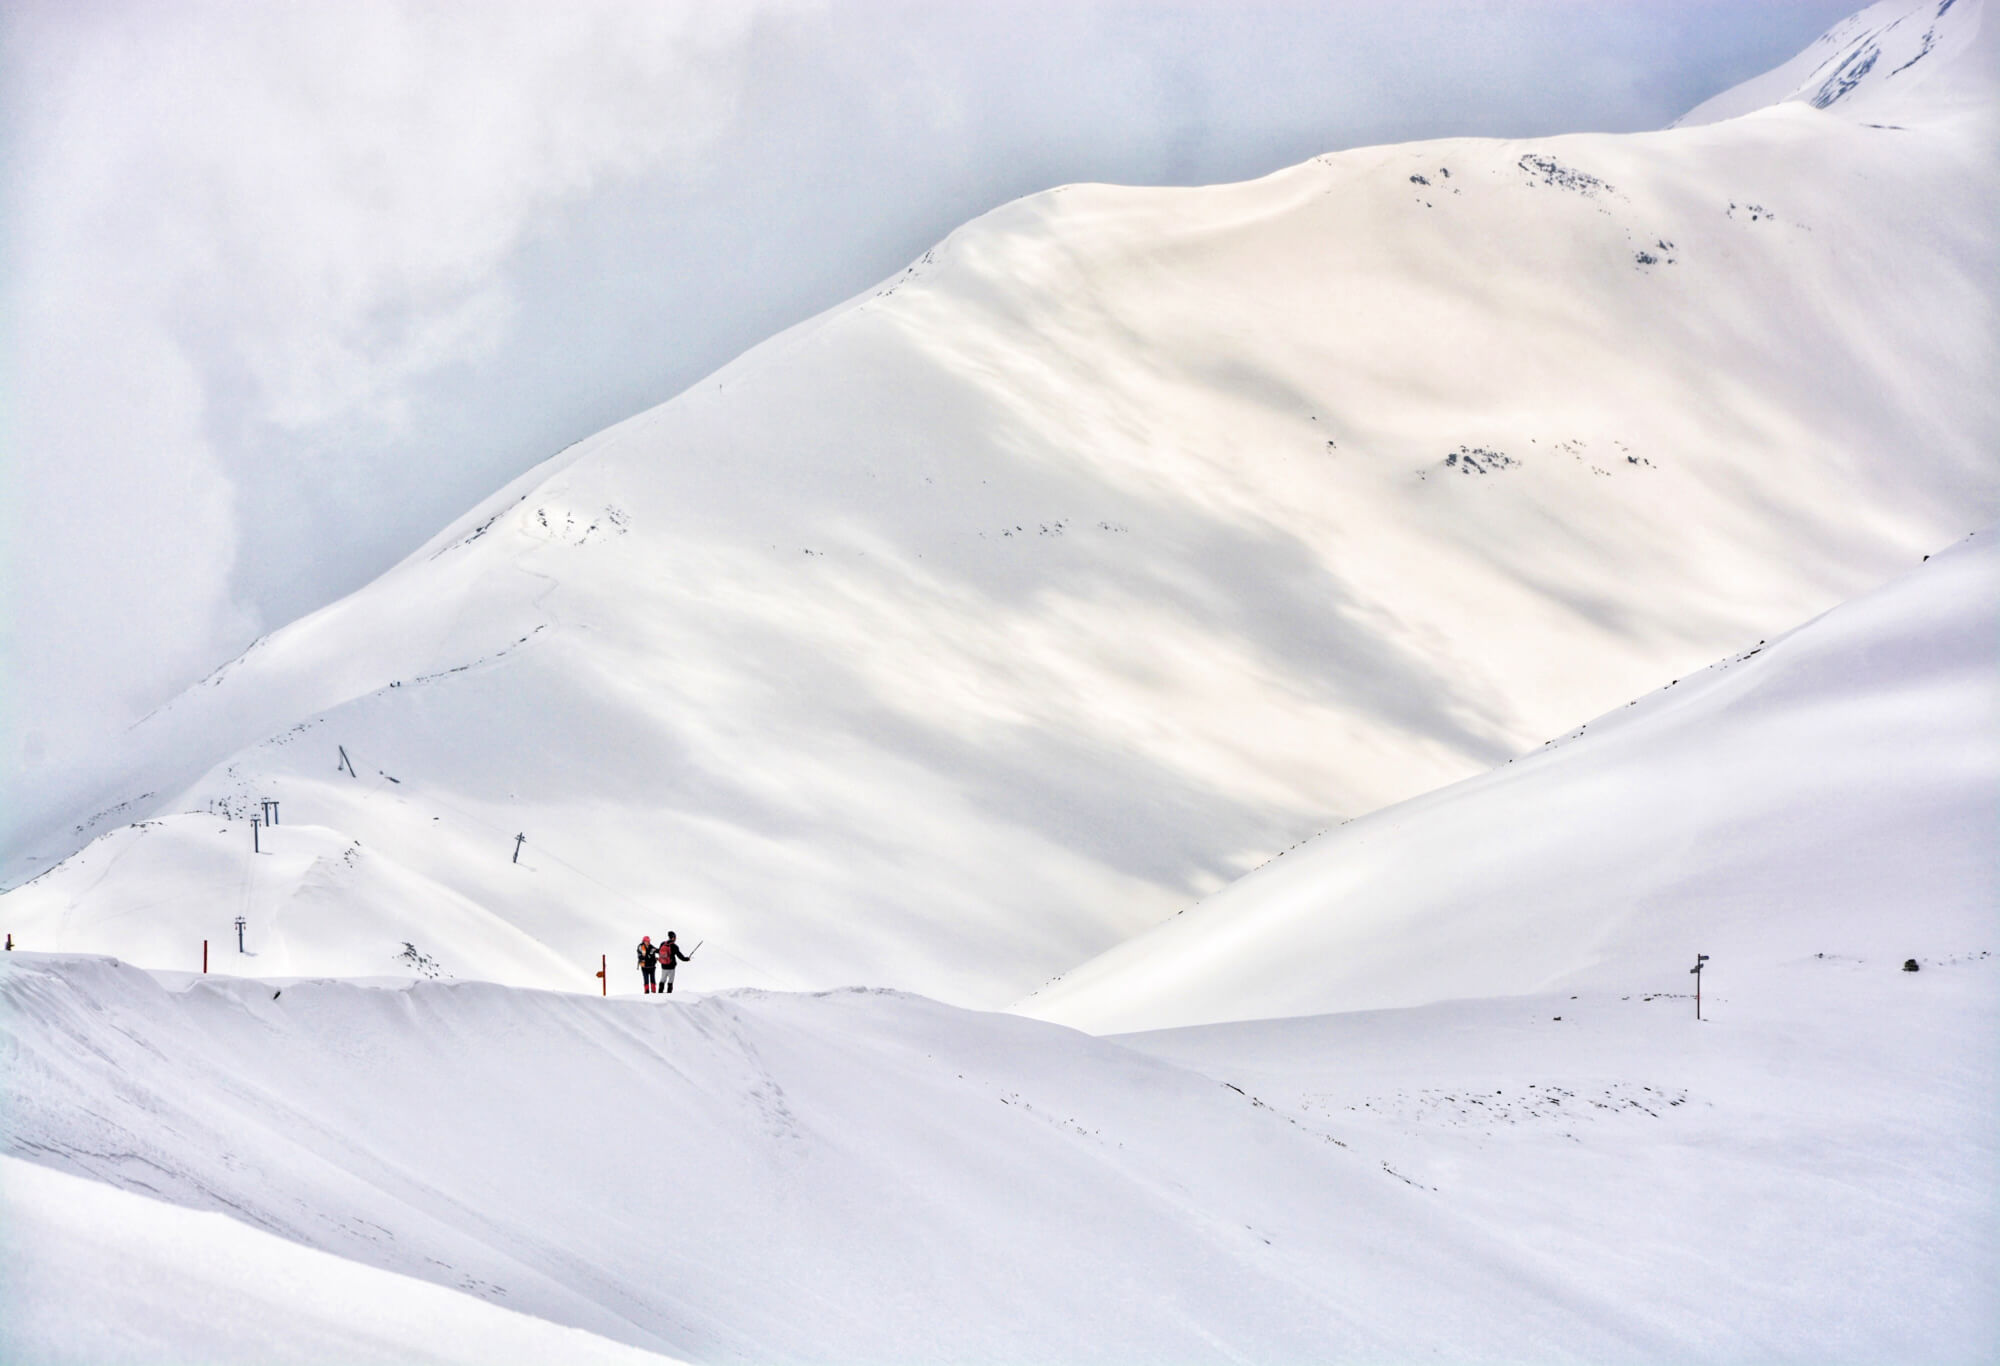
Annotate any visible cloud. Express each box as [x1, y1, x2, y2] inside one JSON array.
[[1, 0, 783, 820]]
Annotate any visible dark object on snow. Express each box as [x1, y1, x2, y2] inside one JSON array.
[[660, 932, 694, 993], [1903, 959, 1921, 972]]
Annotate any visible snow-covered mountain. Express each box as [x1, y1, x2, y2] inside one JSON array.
[[5, 7, 1998, 1361], [1022, 524, 1999, 1032], [4, 0, 1995, 1008]]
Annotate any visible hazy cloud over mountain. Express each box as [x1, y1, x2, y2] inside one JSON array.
[[3, 0, 1856, 793]]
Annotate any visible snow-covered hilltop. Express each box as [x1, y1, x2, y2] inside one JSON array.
[[1022, 525, 2000, 1032], [4, 0, 1995, 1009]]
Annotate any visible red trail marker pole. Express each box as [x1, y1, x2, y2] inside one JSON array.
[[595, 954, 607, 996], [203, 940, 209, 974]]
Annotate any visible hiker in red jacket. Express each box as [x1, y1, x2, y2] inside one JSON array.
[[637, 936, 659, 993], [659, 931, 693, 993]]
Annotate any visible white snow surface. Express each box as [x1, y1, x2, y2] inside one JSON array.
[[2, 14, 1997, 1359], [0, 1155, 679, 1366], [1022, 527, 1999, 1033], [3, 947, 1994, 1363], [3, 2, 1996, 1008]]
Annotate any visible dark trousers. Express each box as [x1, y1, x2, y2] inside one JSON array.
[[641, 964, 657, 993]]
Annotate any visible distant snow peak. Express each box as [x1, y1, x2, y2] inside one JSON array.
[[1674, 0, 1989, 126]]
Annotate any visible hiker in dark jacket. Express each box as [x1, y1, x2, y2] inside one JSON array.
[[659, 932, 693, 993], [637, 936, 659, 994]]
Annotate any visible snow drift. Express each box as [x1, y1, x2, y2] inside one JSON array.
[[5, 946, 1994, 1363]]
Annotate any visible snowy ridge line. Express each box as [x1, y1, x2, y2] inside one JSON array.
[[1024, 524, 2000, 1032], [6, 942, 1995, 1363]]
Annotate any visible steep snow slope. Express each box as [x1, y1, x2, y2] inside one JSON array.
[[0, 1158, 679, 1366], [6, 1, 1995, 1006], [1022, 525, 1998, 1033], [5, 950, 1994, 1363]]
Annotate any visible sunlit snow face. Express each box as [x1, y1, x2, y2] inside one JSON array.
[[2, 0, 1861, 805]]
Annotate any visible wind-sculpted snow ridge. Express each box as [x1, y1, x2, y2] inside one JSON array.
[[1021, 527, 1999, 1034], [4, 3, 1996, 1008], [0, 1156, 681, 1366], [4, 949, 1994, 1362]]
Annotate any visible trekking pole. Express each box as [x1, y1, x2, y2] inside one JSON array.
[[689, 940, 704, 957]]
